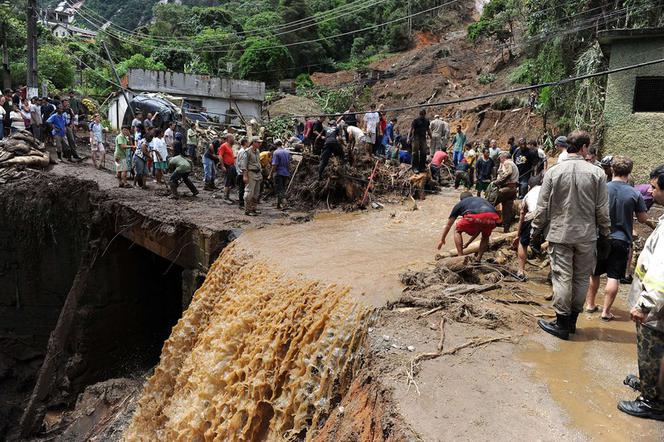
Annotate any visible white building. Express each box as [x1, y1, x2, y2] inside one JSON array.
[[107, 69, 265, 130], [41, 1, 97, 39]]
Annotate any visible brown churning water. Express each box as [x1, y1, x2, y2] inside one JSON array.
[[124, 244, 369, 440]]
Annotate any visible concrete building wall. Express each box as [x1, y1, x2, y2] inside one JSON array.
[[126, 69, 265, 102], [604, 37, 664, 180]]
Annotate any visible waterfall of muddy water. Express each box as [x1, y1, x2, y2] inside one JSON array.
[[125, 192, 460, 440], [124, 243, 369, 441]]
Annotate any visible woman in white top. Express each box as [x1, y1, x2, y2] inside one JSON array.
[[149, 128, 169, 184]]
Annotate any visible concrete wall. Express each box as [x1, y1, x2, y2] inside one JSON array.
[[604, 38, 664, 180], [126, 69, 265, 101]]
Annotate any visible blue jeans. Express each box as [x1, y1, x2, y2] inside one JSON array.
[[453, 150, 463, 166], [202, 155, 216, 182], [187, 144, 197, 158], [0, 121, 4, 139]]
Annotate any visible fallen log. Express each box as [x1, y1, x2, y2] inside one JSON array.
[[436, 231, 518, 259]]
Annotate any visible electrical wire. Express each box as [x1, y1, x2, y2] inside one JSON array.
[[290, 55, 664, 117], [69, 0, 463, 53], [65, 0, 393, 42]]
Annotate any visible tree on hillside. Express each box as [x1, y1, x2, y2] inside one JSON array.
[[237, 37, 293, 84]]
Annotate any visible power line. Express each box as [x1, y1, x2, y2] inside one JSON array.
[[70, 0, 461, 53], [65, 0, 392, 42], [291, 55, 664, 118]]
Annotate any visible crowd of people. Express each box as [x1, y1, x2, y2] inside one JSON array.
[[438, 128, 664, 422]]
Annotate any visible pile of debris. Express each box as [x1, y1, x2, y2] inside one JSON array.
[[0, 131, 50, 183], [287, 149, 442, 209]]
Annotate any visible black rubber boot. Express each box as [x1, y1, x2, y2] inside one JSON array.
[[618, 397, 664, 421], [569, 312, 579, 334], [538, 313, 570, 340], [169, 183, 179, 199], [623, 374, 641, 391]]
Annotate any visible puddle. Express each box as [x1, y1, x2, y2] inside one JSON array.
[[237, 191, 461, 307], [519, 298, 663, 441]]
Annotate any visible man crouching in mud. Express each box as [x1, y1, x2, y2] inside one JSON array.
[[618, 164, 664, 421], [437, 191, 500, 262]]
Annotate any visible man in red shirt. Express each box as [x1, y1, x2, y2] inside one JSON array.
[[430, 149, 449, 182], [217, 133, 236, 202]]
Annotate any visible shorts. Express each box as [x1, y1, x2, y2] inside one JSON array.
[[594, 239, 630, 279], [90, 139, 105, 152], [115, 158, 129, 172], [366, 132, 376, 144], [519, 219, 532, 246], [476, 180, 490, 193], [154, 161, 168, 170], [456, 212, 501, 236]]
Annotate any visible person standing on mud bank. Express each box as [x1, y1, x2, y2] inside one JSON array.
[[47, 106, 68, 162], [318, 120, 345, 180], [62, 99, 81, 161], [585, 156, 653, 321], [408, 109, 431, 173], [492, 151, 519, 232], [451, 125, 466, 167], [241, 136, 263, 216], [88, 113, 107, 169], [134, 131, 150, 189], [235, 137, 248, 208], [311, 116, 326, 155], [531, 130, 611, 341], [617, 164, 664, 421], [149, 128, 169, 186], [363, 104, 380, 155], [475, 147, 494, 197], [114, 126, 132, 188], [271, 139, 291, 210], [515, 175, 543, 281], [437, 191, 501, 262], [429, 114, 449, 155], [218, 134, 236, 202]]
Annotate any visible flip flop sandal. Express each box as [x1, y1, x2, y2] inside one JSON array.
[[585, 306, 599, 313], [601, 314, 615, 321]]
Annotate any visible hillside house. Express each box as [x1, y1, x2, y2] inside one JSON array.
[[599, 28, 664, 178]]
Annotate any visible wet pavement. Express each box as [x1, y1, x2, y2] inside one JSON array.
[[521, 297, 663, 441]]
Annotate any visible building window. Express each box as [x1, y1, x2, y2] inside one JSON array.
[[633, 77, 664, 113]]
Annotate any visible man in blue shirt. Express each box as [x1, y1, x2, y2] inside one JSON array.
[[585, 155, 653, 320], [382, 117, 396, 155], [47, 106, 68, 162], [270, 139, 291, 210], [451, 125, 466, 167]]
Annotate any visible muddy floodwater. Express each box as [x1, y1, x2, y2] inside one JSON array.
[[238, 191, 664, 440], [238, 191, 462, 307], [520, 295, 662, 441]]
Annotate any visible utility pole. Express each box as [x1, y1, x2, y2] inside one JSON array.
[[26, 0, 39, 96], [407, 0, 412, 37], [1, 23, 10, 90], [102, 41, 134, 120]]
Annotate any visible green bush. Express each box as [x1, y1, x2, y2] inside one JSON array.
[[478, 73, 497, 85]]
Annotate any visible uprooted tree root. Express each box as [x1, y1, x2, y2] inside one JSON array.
[[286, 152, 441, 210]]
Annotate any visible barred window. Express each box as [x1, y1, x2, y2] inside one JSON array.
[[633, 77, 664, 112]]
